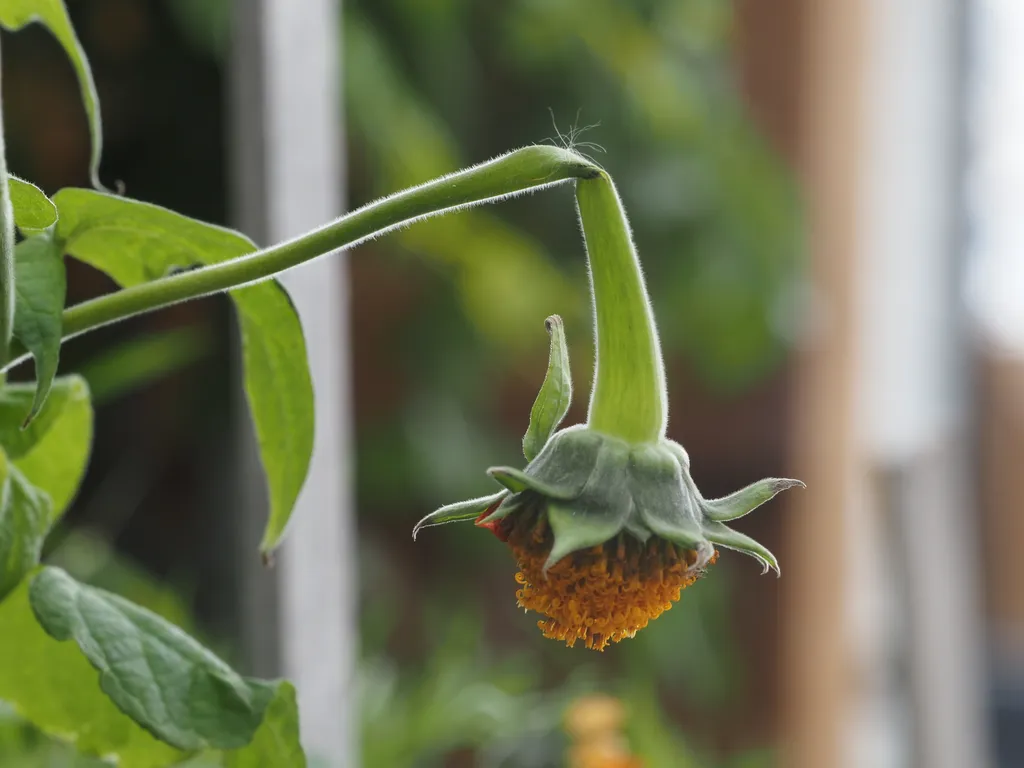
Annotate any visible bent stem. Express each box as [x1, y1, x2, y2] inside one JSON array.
[[2, 145, 601, 372], [576, 172, 667, 443]]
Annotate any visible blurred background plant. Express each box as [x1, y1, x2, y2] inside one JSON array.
[[1, 0, 801, 765]]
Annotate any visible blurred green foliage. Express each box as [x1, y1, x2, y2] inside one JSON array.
[[77, 326, 212, 405]]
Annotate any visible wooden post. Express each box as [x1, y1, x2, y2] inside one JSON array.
[[781, 1, 865, 766], [783, 1, 991, 766]]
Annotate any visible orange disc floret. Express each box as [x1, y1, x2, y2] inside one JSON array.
[[506, 511, 717, 651]]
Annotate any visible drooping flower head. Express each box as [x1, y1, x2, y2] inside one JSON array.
[[413, 169, 802, 651]]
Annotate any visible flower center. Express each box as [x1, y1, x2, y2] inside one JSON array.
[[506, 511, 716, 651]]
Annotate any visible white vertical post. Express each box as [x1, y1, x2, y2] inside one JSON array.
[[966, 1, 1024, 360], [229, 1, 356, 765], [858, 1, 989, 766]]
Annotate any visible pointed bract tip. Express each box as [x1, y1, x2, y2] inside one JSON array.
[[759, 554, 781, 577], [412, 515, 430, 540], [776, 478, 806, 491]]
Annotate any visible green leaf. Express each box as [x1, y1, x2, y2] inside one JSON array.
[[0, 375, 93, 521], [0, 573, 184, 767], [412, 490, 505, 540], [237, 289, 314, 554], [0, 0, 104, 188], [29, 566, 280, 751], [0, 453, 52, 600], [52, 189, 314, 553], [223, 681, 305, 768], [522, 314, 572, 462], [12, 235, 66, 425], [0, 377, 90, 600], [9, 177, 57, 232]]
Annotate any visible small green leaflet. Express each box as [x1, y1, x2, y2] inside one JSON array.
[[0, 0, 104, 188], [0, 450, 51, 600], [522, 314, 572, 462], [224, 682, 306, 768], [0, 568, 305, 767], [12, 235, 66, 425], [52, 189, 314, 554], [9, 177, 57, 232], [0, 573, 184, 767], [29, 566, 291, 753], [0, 376, 91, 600], [0, 375, 92, 522]]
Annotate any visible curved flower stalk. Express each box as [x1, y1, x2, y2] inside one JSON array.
[[414, 170, 803, 651]]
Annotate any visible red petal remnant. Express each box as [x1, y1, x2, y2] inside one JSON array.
[[474, 500, 510, 541]]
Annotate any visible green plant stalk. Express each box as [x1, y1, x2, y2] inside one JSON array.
[[576, 172, 667, 443], [2, 145, 599, 372], [0, 39, 15, 361]]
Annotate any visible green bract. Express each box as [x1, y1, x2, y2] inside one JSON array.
[[415, 172, 802, 579], [414, 320, 802, 575]]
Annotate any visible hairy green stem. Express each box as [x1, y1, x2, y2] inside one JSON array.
[[2, 146, 599, 372], [576, 172, 667, 443], [0, 39, 15, 362]]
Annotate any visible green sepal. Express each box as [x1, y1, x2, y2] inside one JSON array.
[[487, 466, 578, 500], [522, 314, 572, 462], [701, 477, 805, 522], [522, 425, 603, 497], [545, 500, 626, 571], [543, 436, 632, 569], [623, 517, 653, 543], [701, 520, 779, 576], [662, 438, 691, 471], [629, 442, 710, 558], [412, 490, 506, 540]]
